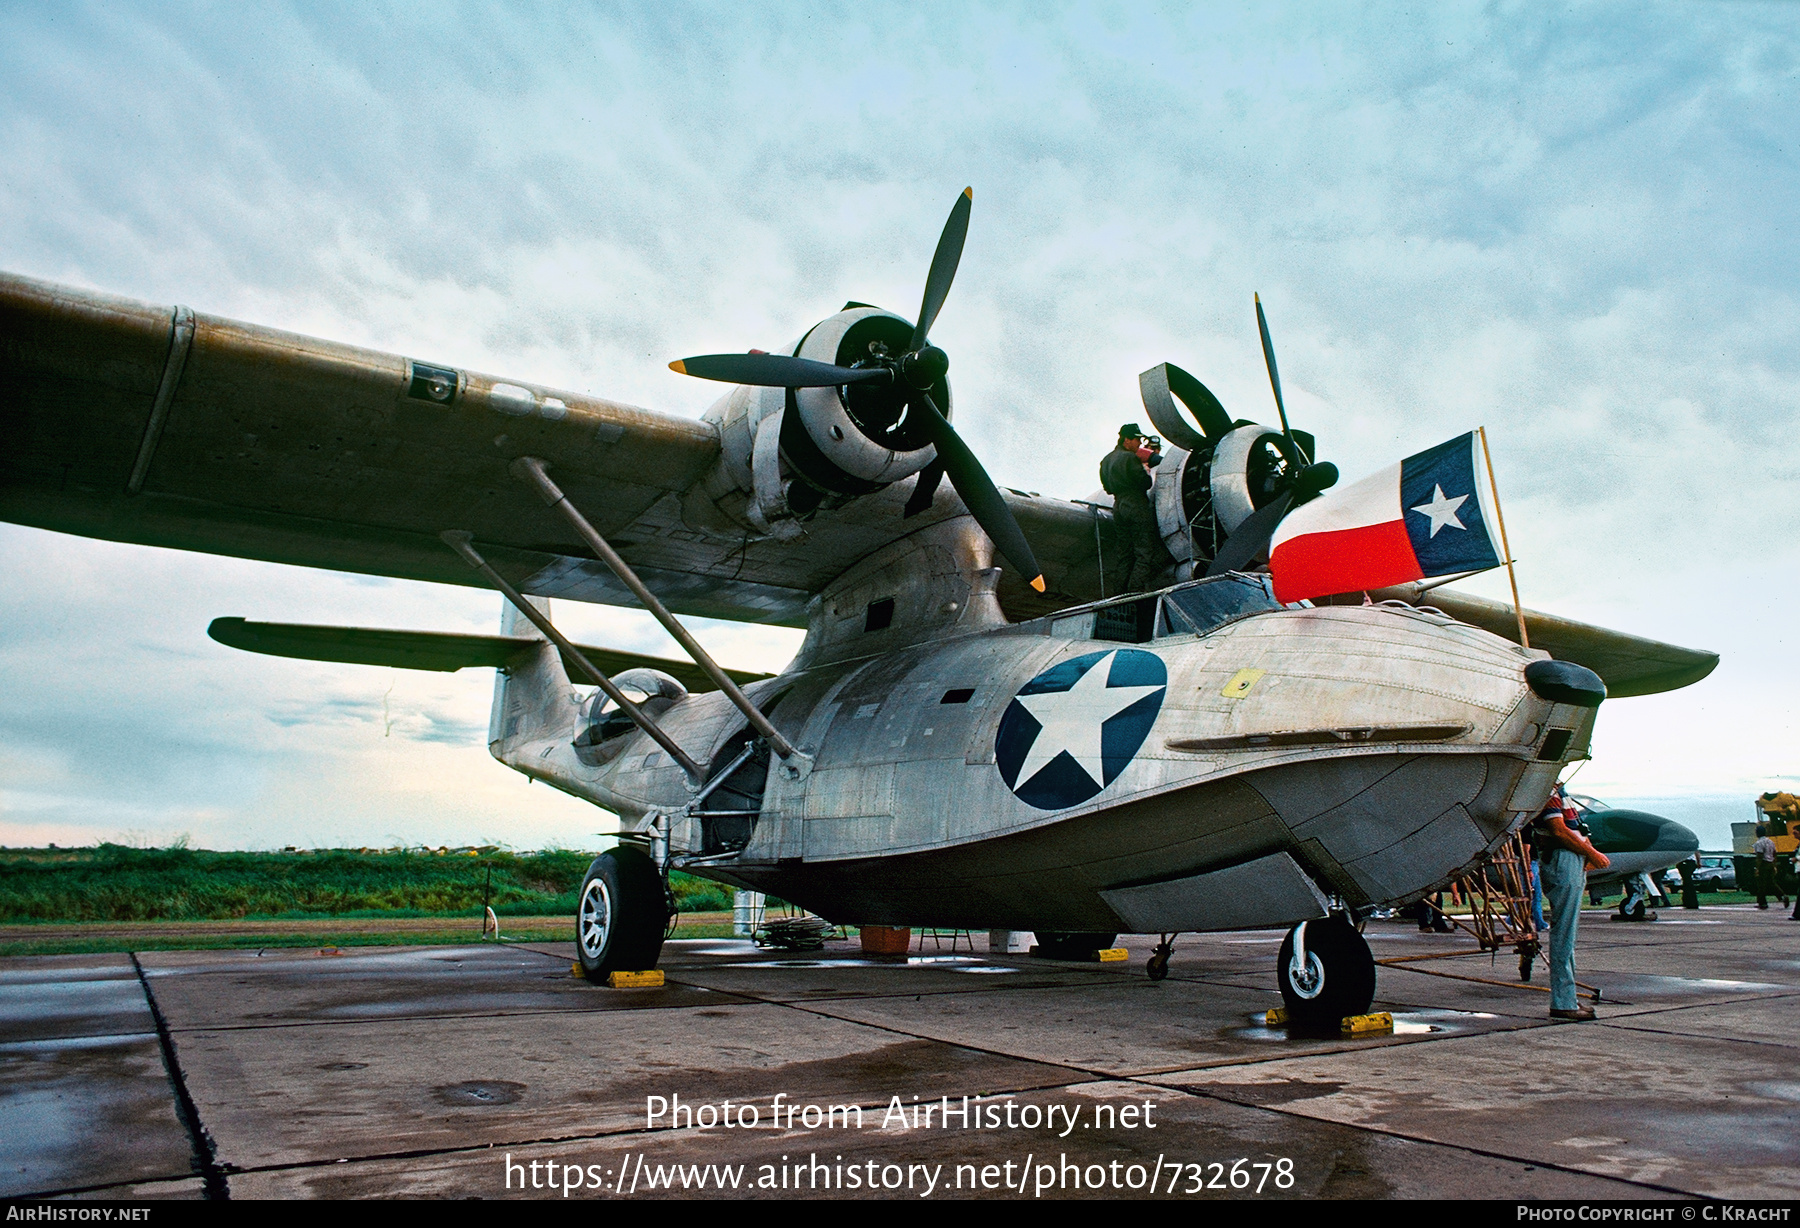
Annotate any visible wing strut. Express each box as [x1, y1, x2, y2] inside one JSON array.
[[438, 530, 707, 784], [511, 457, 802, 762]]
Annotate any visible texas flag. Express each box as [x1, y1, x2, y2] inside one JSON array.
[[1268, 432, 1502, 603]]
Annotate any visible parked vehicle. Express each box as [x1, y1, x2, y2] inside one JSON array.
[[1689, 854, 1736, 892]]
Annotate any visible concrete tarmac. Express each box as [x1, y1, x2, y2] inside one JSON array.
[[3, 905, 1797, 1200]]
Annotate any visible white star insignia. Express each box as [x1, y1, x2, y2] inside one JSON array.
[[1013, 651, 1164, 789], [1409, 484, 1469, 538]]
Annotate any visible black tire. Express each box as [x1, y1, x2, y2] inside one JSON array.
[[1276, 916, 1376, 1028], [575, 848, 669, 982], [1146, 950, 1170, 981], [1033, 932, 1116, 961]]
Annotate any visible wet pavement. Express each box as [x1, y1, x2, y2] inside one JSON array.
[[3, 906, 1797, 1199]]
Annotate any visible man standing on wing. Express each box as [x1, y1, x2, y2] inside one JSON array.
[[1100, 423, 1168, 596]]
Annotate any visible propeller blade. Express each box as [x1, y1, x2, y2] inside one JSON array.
[[903, 458, 945, 519], [910, 390, 1045, 591], [1206, 491, 1292, 578], [1254, 293, 1306, 460], [911, 188, 973, 352], [670, 353, 893, 388]]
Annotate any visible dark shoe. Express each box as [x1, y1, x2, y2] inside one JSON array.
[[1550, 1006, 1597, 1022], [1758, 903, 1769, 910]]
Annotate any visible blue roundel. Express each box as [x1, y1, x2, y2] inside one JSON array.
[[994, 648, 1167, 811]]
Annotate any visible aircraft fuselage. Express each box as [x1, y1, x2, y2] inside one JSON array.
[[491, 580, 1598, 934]]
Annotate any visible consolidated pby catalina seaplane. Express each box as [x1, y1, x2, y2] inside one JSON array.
[[0, 191, 1717, 1025]]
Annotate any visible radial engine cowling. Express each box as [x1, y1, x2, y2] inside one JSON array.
[[1151, 424, 1308, 578], [685, 307, 946, 540]]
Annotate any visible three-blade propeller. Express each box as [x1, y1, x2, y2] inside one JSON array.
[[669, 189, 1046, 593]]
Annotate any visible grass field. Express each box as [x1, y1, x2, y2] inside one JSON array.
[[0, 845, 750, 957], [0, 845, 1784, 959]]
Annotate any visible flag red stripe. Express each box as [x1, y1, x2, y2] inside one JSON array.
[[1269, 519, 1423, 603]]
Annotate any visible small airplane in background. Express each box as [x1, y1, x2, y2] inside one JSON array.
[[1567, 795, 1701, 919], [0, 190, 1718, 1026]]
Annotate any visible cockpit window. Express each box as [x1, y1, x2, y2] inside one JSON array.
[[1158, 574, 1282, 637]]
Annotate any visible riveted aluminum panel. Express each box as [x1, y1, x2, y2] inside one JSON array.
[[1100, 852, 1330, 933]]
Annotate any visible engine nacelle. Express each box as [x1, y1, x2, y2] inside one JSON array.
[[683, 306, 946, 540], [1151, 423, 1301, 578]]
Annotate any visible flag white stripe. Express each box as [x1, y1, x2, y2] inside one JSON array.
[[1269, 461, 1402, 551]]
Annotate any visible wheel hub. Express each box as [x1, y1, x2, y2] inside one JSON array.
[[1287, 950, 1325, 999], [579, 878, 613, 960]]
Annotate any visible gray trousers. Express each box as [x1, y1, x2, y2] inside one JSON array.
[[1107, 503, 1166, 596], [1539, 848, 1585, 1011]]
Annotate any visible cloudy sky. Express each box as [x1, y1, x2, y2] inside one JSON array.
[[2, 3, 1795, 850]]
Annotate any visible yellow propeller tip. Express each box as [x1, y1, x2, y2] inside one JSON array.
[[669, 360, 686, 374], [1029, 575, 1046, 592], [1254, 292, 1261, 303], [962, 186, 973, 199]]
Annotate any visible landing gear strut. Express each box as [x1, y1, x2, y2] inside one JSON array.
[[575, 847, 670, 983], [1146, 934, 1175, 981], [1276, 915, 1376, 1028]]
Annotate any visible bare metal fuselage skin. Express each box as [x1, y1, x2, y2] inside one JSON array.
[[490, 559, 1594, 935]]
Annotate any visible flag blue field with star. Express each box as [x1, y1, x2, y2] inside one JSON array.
[[1401, 432, 1501, 576]]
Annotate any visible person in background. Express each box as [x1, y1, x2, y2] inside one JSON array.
[[1751, 826, 1789, 910], [1536, 785, 1610, 1022], [1099, 423, 1168, 596]]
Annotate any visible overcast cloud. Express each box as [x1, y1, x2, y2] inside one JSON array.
[[2, 2, 1795, 850]]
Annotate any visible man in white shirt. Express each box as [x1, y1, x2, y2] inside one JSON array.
[[1752, 826, 1788, 910]]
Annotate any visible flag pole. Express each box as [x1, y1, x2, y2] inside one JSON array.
[[1478, 426, 1529, 649]]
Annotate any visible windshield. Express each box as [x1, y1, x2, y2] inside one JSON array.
[[1158, 574, 1282, 637]]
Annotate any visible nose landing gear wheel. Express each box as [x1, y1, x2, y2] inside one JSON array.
[[1276, 916, 1376, 1028], [575, 847, 670, 983]]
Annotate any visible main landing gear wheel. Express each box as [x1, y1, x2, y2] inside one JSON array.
[[1276, 916, 1376, 1028], [575, 848, 669, 983]]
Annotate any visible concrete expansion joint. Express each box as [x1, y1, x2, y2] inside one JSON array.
[[130, 951, 232, 1200]]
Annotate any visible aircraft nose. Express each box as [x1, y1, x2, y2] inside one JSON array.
[[1652, 815, 1701, 855], [1603, 810, 1701, 854]]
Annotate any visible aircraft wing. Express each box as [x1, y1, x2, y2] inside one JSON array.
[[1, 272, 1101, 624], [0, 272, 1715, 694], [205, 617, 771, 692], [1345, 584, 1719, 698]]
